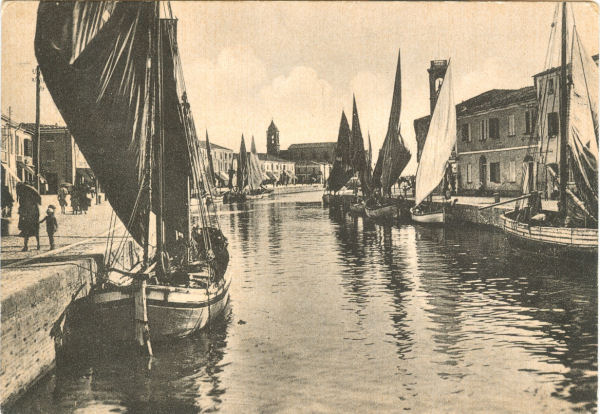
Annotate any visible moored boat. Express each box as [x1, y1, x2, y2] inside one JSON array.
[[411, 58, 456, 224], [368, 50, 412, 222], [35, 1, 232, 350], [499, 3, 598, 261]]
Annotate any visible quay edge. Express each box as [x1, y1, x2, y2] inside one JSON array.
[[1, 255, 102, 409]]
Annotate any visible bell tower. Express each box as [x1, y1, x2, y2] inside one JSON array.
[[428, 60, 448, 115], [267, 120, 280, 156]]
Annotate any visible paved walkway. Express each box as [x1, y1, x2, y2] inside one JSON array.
[[1, 194, 118, 267]]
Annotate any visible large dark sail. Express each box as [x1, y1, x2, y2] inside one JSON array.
[[372, 50, 411, 197], [35, 3, 196, 246], [350, 96, 370, 197], [237, 135, 248, 191], [328, 111, 354, 192]]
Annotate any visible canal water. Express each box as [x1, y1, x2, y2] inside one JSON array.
[[9, 192, 597, 413]]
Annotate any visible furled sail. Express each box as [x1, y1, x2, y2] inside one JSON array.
[[414, 61, 456, 207], [237, 135, 248, 191], [35, 2, 193, 243], [350, 97, 371, 197], [328, 111, 354, 192], [248, 136, 263, 191], [567, 28, 598, 220], [372, 51, 411, 197]]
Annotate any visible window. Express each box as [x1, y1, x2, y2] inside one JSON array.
[[489, 118, 500, 139], [466, 164, 472, 183], [479, 119, 489, 141], [461, 123, 471, 142], [509, 160, 516, 182], [508, 114, 515, 136], [525, 111, 531, 134], [548, 112, 559, 136], [490, 162, 501, 183], [548, 78, 554, 94], [23, 140, 32, 157], [46, 148, 55, 162]]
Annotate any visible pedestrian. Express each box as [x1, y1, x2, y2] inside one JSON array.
[[2, 184, 14, 217], [57, 186, 68, 214], [40, 205, 58, 250], [17, 184, 40, 251]]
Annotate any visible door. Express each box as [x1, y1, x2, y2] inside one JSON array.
[[479, 156, 487, 190]]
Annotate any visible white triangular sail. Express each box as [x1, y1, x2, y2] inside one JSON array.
[[414, 61, 456, 207]]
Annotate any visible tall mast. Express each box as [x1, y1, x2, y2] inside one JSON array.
[[155, 2, 165, 268], [558, 2, 568, 218]]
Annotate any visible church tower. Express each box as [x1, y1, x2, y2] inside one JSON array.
[[266, 120, 280, 156], [428, 60, 448, 115]]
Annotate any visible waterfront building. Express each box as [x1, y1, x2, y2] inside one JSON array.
[[198, 140, 234, 186], [22, 123, 76, 194], [1, 114, 35, 198], [258, 153, 296, 184], [286, 142, 337, 163], [455, 87, 539, 196], [294, 160, 331, 184]]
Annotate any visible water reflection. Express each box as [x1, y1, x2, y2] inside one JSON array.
[[9, 193, 597, 413]]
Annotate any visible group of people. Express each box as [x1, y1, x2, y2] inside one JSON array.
[[67, 184, 94, 215]]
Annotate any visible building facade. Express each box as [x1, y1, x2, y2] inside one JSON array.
[[455, 87, 540, 196], [22, 124, 76, 194], [286, 142, 336, 163], [198, 140, 234, 185], [294, 161, 331, 184], [1, 115, 35, 198], [258, 153, 296, 184]]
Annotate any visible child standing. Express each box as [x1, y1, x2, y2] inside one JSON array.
[[40, 205, 58, 250]]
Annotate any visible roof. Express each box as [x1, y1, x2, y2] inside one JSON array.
[[20, 123, 69, 134], [456, 87, 536, 116], [287, 142, 336, 150], [267, 120, 278, 132], [197, 140, 232, 152], [258, 153, 292, 163]]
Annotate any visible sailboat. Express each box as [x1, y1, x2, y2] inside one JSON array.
[[324, 111, 354, 207], [366, 50, 412, 221], [35, 2, 231, 347], [224, 135, 249, 203], [348, 96, 370, 216], [411, 60, 456, 224], [247, 136, 271, 199], [205, 131, 224, 204], [500, 3, 597, 261]]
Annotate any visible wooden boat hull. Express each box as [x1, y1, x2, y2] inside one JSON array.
[[91, 277, 231, 342], [365, 204, 398, 220], [322, 193, 332, 206], [501, 213, 598, 262], [246, 193, 265, 200], [411, 209, 445, 224], [349, 202, 365, 216]]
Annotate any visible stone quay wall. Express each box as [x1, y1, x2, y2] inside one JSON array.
[[1, 256, 101, 408]]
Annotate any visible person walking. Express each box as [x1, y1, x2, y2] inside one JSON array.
[[40, 205, 58, 250], [2, 185, 14, 217], [57, 186, 68, 214], [17, 183, 40, 251]]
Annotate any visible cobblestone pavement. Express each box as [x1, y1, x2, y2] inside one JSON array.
[[1, 194, 123, 267]]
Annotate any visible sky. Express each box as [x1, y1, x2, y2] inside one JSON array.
[[2, 1, 598, 173]]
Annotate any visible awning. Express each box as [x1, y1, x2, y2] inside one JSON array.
[[77, 168, 95, 182], [262, 172, 270, 181], [1, 164, 21, 182], [287, 171, 297, 180], [266, 171, 277, 180], [17, 161, 46, 183]]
